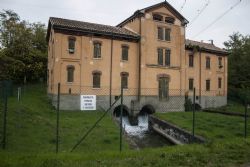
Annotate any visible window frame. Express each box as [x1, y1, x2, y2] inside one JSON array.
[[165, 17, 175, 24], [92, 71, 102, 88], [158, 48, 164, 66], [93, 41, 102, 59], [157, 27, 171, 41], [189, 78, 194, 91], [165, 49, 171, 66], [218, 77, 222, 89], [158, 77, 169, 101], [67, 65, 75, 83], [189, 54, 194, 67], [120, 72, 129, 89], [153, 14, 163, 22], [68, 36, 76, 54], [121, 45, 129, 61], [206, 79, 210, 91], [206, 57, 211, 69], [218, 57, 223, 68]]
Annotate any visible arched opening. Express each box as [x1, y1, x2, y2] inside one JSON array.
[[139, 105, 155, 116], [113, 105, 129, 117]]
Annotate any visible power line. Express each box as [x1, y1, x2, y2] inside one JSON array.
[[179, 0, 187, 12], [192, 0, 242, 39], [188, 0, 210, 26]]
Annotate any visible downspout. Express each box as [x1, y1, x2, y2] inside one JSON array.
[[109, 34, 114, 107], [138, 16, 142, 101], [199, 49, 202, 104]]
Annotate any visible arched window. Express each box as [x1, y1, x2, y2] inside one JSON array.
[[67, 65, 75, 82], [157, 74, 170, 100], [92, 71, 102, 88], [120, 72, 129, 89]]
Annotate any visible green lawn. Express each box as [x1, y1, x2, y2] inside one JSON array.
[[208, 100, 247, 114], [0, 84, 128, 153], [154, 111, 250, 141]]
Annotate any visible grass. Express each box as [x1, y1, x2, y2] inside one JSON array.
[[0, 84, 128, 153], [208, 100, 247, 114], [0, 84, 250, 166], [0, 138, 250, 167], [154, 111, 250, 141]]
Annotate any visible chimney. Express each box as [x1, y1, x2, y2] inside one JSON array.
[[209, 40, 214, 45]]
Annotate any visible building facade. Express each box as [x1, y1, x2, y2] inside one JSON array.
[[46, 1, 228, 114]]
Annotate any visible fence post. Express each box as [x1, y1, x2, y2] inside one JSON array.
[[17, 87, 21, 102], [56, 83, 60, 153], [192, 88, 196, 139], [245, 101, 248, 138], [119, 84, 123, 152], [2, 81, 8, 149]]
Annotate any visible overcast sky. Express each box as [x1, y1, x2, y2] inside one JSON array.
[[1, 0, 250, 47]]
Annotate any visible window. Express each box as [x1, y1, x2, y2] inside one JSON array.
[[218, 57, 223, 68], [153, 14, 163, 21], [158, 48, 171, 66], [121, 72, 129, 89], [206, 57, 210, 69], [158, 48, 164, 65], [158, 27, 171, 41], [189, 78, 194, 91], [165, 49, 171, 66], [206, 79, 210, 91], [158, 77, 169, 100], [67, 65, 75, 82], [189, 54, 194, 67], [93, 71, 101, 88], [121, 45, 129, 61], [165, 29, 171, 41], [165, 17, 175, 24], [218, 77, 222, 89], [158, 27, 164, 40], [93, 42, 102, 58], [68, 37, 76, 54]]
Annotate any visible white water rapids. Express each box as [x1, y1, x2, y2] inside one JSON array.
[[121, 115, 149, 138]]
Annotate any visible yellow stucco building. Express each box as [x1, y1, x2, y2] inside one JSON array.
[[46, 1, 228, 113]]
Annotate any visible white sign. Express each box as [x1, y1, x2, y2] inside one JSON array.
[[80, 95, 96, 110]]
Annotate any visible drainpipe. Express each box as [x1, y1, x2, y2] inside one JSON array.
[[109, 34, 114, 107], [199, 49, 201, 104], [138, 16, 142, 101]]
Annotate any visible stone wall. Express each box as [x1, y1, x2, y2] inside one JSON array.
[[149, 115, 205, 144]]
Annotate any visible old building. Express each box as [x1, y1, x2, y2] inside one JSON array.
[[46, 1, 228, 113]]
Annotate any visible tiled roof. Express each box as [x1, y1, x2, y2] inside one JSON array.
[[185, 39, 228, 55], [48, 17, 140, 40]]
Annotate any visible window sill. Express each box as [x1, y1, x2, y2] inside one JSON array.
[[154, 20, 174, 26], [92, 88, 101, 90], [157, 39, 171, 43], [93, 58, 102, 60], [120, 60, 129, 63], [146, 64, 180, 70], [66, 82, 74, 84]]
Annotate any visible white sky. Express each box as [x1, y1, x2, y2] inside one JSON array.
[[1, 0, 250, 47]]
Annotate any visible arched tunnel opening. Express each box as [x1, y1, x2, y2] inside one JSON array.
[[113, 105, 129, 117], [139, 105, 155, 116]]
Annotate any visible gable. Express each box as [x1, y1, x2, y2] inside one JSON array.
[[117, 1, 188, 27]]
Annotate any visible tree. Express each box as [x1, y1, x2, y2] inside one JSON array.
[[224, 32, 250, 102], [0, 10, 47, 83]]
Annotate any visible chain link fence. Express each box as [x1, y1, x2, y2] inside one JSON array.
[[0, 81, 249, 153]]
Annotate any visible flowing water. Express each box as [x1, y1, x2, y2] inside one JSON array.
[[121, 114, 173, 149]]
